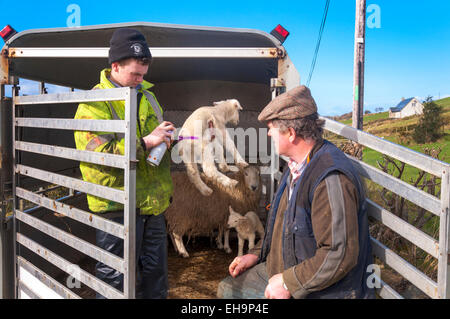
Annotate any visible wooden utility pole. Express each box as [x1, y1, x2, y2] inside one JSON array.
[[352, 0, 366, 130]]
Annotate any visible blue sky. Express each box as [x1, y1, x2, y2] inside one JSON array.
[[1, 0, 449, 116]]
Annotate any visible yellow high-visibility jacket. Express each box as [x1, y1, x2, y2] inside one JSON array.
[[74, 69, 173, 215]]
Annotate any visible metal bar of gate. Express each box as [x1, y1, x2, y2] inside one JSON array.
[[15, 118, 125, 133], [437, 166, 450, 298], [8, 47, 281, 59], [17, 256, 81, 299], [349, 156, 441, 216], [15, 141, 127, 169], [15, 187, 124, 238], [13, 87, 131, 105], [15, 164, 125, 204], [18, 280, 41, 299], [371, 237, 438, 299], [367, 199, 439, 258], [268, 84, 282, 200], [12, 83, 18, 299], [123, 88, 137, 299], [376, 276, 404, 299]]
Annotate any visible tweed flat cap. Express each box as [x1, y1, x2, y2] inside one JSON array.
[[258, 85, 317, 122]]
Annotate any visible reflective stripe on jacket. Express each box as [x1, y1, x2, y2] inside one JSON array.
[[74, 69, 173, 215]]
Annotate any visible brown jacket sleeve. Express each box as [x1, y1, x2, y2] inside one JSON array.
[[282, 173, 360, 298]]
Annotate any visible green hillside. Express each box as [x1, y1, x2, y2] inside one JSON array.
[[333, 97, 450, 183], [340, 110, 389, 126], [328, 97, 449, 243]]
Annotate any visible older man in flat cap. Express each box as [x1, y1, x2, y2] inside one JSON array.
[[218, 86, 374, 299]]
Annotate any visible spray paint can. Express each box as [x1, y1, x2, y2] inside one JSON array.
[[146, 131, 172, 166]]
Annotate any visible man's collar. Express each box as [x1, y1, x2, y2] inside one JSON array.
[[287, 138, 324, 182], [108, 76, 142, 90], [100, 68, 152, 90], [288, 154, 309, 183], [310, 138, 324, 158], [108, 76, 122, 88]]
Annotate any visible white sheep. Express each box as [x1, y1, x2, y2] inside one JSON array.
[[227, 206, 265, 257], [175, 99, 249, 196], [165, 166, 261, 258]]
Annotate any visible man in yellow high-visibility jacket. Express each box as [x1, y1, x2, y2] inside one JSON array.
[[74, 28, 174, 298]]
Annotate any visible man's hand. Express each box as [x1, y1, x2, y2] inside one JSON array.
[[264, 273, 291, 299], [142, 121, 175, 150], [228, 254, 258, 278]]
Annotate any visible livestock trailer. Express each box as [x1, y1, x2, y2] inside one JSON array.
[[0, 22, 299, 299], [1, 22, 449, 300]]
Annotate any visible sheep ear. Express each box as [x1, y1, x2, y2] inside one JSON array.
[[213, 101, 223, 106], [235, 100, 243, 111]]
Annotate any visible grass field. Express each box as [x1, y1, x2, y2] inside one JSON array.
[[340, 110, 389, 126]]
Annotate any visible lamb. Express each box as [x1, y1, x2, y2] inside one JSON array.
[[175, 99, 249, 196], [227, 206, 265, 257], [165, 165, 261, 258]]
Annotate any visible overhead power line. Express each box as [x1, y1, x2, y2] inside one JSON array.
[[306, 0, 331, 87]]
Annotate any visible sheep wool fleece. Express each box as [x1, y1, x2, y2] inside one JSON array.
[[74, 69, 173, 215]]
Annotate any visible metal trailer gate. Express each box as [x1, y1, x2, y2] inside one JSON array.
[[12, 87, 138, 299]]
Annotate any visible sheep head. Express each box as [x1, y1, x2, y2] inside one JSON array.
[[213, 99, 243, 126], [243, 166, 260, 193], [228, 206, 245, 228]]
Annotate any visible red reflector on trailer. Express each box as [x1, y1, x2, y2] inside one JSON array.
[[0, 25, 17, 42], [270, 24, 290, 44], [275, 25, 289, 38]]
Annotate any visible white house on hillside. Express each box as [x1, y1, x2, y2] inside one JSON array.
[[389, 97, 424, 119]]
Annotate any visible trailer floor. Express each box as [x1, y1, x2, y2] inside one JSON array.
[[167, 237, 236, 299], [63, 236, 236, 299]]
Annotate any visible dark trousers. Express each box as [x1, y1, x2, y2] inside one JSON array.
[[95, 211, 168, 299], [217, 262, 268, 299]]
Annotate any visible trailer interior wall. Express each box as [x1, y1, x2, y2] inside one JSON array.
[[2, 23, 282, 187], [1, 97, 12, 188]]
